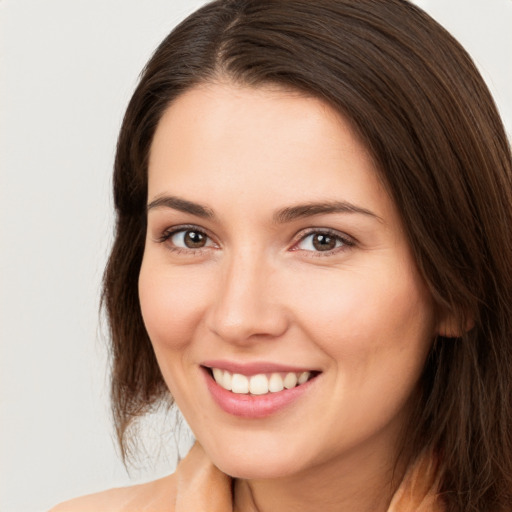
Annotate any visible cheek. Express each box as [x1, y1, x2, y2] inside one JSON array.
[[138, 260, 209, 351], [289, 263, 435, 368], [290, 264, 435, 443]]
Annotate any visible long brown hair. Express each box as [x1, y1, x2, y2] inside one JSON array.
[[103, 1, 512, 510]]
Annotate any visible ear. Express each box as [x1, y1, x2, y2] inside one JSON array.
[[436, 308, 474, 338]]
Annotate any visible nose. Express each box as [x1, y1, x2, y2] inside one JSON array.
[[205, 250, 289, 344]]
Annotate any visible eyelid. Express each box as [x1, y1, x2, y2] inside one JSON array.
[[154, 224, 218, 248], [153, 224, 355, 256], [290, 227, 356, 255]]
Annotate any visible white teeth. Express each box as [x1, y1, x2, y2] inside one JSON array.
[[298, 371, 311, 385], [249, 374, 269, 395], [268, 373, 284, 393], [222, 371, 232, 391], [210, 368, 314, 395], [231, 373, 249, 394], [212, 368, 223, 383], [283, 372, 298, 389]]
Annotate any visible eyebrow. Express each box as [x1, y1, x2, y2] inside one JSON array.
[[273, 201, 382, 224], [147, 195, 215, 218], [146, 195, 381, 223]]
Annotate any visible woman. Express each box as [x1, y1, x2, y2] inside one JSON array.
[[53, 0, 512, 510]]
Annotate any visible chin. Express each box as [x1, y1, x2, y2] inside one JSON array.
[[204, 438, 309, 480], [216, 457, 299, 480]]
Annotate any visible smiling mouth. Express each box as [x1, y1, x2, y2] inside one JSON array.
[[205, 367, 320, 396]]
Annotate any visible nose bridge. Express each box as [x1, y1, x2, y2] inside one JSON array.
[[207, 245, 287, 343]]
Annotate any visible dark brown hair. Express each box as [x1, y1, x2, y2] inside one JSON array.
[[103, 1, 512, 510]]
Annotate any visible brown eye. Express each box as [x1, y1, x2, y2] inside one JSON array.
[[183, 230, 207, 248], [295, 230, 351, 253], [312, 233, 337, 251], [167, 228, 213, 250]]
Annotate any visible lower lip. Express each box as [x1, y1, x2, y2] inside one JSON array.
[[202, 367, 317, 419]]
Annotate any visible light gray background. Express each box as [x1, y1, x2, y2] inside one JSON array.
[[1, 1, 511, 511]]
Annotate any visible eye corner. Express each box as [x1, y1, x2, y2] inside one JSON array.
[[153, 224, 219, 253], [290, 228, 356, 256]]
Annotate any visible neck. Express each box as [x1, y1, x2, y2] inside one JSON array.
[[233, 440, 409, 512]]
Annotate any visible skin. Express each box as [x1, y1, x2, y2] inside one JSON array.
[[136, 81, 448, 512]]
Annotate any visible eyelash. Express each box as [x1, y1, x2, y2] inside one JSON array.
[[156, 224, 216, 256], [291, 228, 355, 257], [155, 225, 355, 257]]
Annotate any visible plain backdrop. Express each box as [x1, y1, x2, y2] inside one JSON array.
[[1, 1, 511, 511]]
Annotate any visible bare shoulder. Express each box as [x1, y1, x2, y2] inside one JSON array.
[[49, 473, 177, 512]]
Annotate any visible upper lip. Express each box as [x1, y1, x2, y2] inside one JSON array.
[[201, 360, 319, 376]]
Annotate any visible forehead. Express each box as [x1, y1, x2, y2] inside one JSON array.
[[147, 81, 394, 224]]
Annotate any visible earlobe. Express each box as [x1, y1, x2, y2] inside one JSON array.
[[436, 309, 474, 338]]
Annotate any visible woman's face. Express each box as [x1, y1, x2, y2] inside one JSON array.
[[139, 82, 439, 480]]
